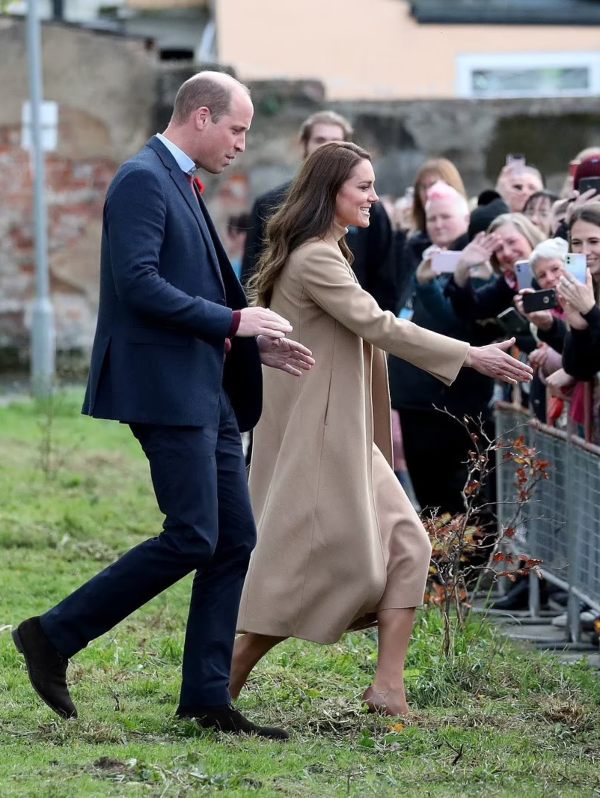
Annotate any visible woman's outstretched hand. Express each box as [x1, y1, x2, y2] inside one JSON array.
[[464, 338, 533, 384]]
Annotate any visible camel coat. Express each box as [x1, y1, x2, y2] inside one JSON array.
[[237, 227, 470, 643]]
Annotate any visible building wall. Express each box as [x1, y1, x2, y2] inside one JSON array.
[[216, 0, 600, 100], [0, 18, 156, 362], [1, 21, 599, 364]]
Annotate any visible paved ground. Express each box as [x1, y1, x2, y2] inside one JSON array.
[[475, 601, 600, 671]]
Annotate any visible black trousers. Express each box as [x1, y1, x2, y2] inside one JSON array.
[[399, 407, 496, 518], [41, 391, 256, 709]]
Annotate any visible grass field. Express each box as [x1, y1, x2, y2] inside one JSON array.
[[1, 391, 599, 797]]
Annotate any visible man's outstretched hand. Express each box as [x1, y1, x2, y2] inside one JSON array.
[[465, 338, 533, 385], [236, 307, 292, 338], [257, 336, 315, 376]]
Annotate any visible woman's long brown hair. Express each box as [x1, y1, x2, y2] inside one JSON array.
[[248, 141, 371, 307]]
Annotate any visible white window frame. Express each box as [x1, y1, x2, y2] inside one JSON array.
[[456, 51, 600, 99]]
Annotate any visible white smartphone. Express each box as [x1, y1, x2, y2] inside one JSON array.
[[565, 252, 587, 284], [515, 260, 533, 291], [431, 250, 463, 274]]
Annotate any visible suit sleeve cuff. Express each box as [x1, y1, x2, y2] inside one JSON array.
[[229, 309, 241, 337]]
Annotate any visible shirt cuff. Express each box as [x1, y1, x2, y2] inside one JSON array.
[[229, 309, 241, 337]]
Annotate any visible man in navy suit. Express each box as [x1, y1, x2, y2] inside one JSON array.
[[13, 72, 312, 739]]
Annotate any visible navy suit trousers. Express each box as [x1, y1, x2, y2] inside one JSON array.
[[41, 391, 256, 708]]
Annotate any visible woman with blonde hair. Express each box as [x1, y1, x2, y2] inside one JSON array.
[[397, 157, 468, 308], [232, 142, 532, 717], [411, 158, 467, 234], [446, 212, 545, 321]]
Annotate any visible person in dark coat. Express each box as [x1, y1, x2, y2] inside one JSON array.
[[389, 182, 499, 516], [559, 205, 600, 380], [396, 158, 468, 310]]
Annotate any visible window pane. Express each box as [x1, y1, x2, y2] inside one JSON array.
[[471, 67, 590, 97]]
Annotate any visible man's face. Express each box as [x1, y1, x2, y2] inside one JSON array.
[[304, 122, 346, 157], [194, 88, 254, 174]]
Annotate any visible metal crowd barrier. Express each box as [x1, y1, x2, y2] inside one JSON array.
[[495, 399, 600, 643]]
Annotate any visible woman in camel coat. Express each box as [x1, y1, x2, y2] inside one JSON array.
[[233, 142, 532, 716]]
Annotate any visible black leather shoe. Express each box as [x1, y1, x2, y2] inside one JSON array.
[[177, 704, 288, 740], [490, 578, 529, 611], [12, 617, 77, 719]]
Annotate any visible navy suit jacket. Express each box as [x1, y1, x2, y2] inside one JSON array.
[[82, 136, 262, 432]]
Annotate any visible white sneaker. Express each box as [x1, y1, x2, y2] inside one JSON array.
[[551, 610, 596, 627]]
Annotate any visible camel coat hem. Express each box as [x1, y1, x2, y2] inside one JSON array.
[[237, 232, 469, 645]]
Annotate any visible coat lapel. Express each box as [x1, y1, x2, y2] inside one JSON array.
[[146, 137, 225, 289], [170, 169, 225, 290]]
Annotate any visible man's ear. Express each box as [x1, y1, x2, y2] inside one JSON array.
[[193, 106, 211, 130]]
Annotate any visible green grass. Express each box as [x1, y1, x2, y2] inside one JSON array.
[[1, 391, 599, 797]]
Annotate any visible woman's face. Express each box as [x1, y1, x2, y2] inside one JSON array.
[[425, 198, 468, 248], [335, 159, 378, 229], [493, 222, 533, 271], [416, 171, 441, 206], [570, 218, 600, 277], [533, 257, 565, 290], [524, 196, 553, 236]]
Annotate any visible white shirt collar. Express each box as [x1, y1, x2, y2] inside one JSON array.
[[156, 133, 196, 175]]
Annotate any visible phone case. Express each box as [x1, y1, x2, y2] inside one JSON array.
[[431, 251, 462, 274], [515, 260, 533, 291], [578, 177, 600, 195], [521, 290, 558, 313], [565, 253, 587, 284], [497, 308, 529, 335]]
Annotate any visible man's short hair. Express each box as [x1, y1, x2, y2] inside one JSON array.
[[299, 110, 353, 146], [172, 73, 248, 124]]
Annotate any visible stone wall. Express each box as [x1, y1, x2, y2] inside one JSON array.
[[0, 17, 156, 368], [2, 22, 600, 367]]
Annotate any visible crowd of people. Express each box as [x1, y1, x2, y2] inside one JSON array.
[[11, 74, 597, 740], [237, 111, 600, 512]]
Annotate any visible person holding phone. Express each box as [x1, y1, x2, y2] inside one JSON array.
[[389, 182, 498, 518], [446, 213, 545, 322], [397, 158, 468, 308], [559, 205, 600, 387], [514, 238, 569, 423], [552, 156, 600, 240]]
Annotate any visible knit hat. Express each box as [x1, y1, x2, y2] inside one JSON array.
[[425, 180, 469, 215], [468, 196, 509, 240], [574, 156, 600, 191]]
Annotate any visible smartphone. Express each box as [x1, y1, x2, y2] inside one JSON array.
[[578, 176, 600, 195], [521, 289, 558, 314], [515, 260, 533, 291], [497, 307, 530, 336], [565, 252, 587, 283], [506, 153, 526, 168], [431, 250, 463, 274]]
